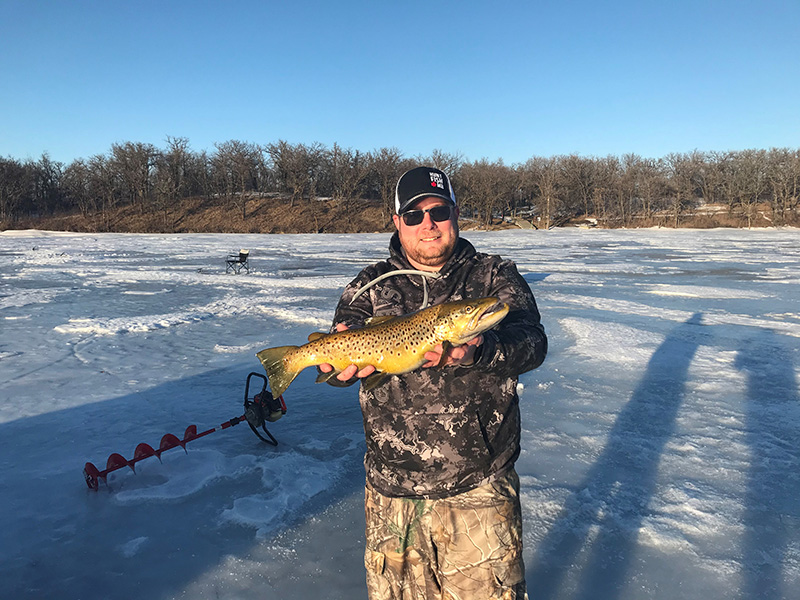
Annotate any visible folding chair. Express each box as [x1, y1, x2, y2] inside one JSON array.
[[225, 249, 250, 274]]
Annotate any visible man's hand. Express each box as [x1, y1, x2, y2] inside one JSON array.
[[422, 334, 484, 368], [318, 323, 377, 382]]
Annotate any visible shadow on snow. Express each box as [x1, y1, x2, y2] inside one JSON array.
[[0, 364, 365, 600], [736, 329, 800, 600], [527, 313, 704, 599], [527, 315, 800, 600]]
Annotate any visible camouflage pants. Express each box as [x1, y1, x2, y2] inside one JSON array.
[[364, 469, 527, 600]]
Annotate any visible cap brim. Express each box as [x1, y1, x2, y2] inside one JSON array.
[[397, 193, 455, 214]]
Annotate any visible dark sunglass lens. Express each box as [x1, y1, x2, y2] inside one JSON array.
[[402, 210, 424, 226], [429, 205, 451, 221], [402, 205, 452, 225]]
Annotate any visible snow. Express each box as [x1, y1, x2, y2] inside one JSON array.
[[1, 227, 799, 599]]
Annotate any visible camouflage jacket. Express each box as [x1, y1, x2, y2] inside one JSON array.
[[331, 233, 547, 499]]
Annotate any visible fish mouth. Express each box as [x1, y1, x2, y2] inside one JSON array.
[[470, 298, 509, 331]]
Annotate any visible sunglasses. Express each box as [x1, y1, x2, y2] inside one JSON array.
[[400, 204, 453, 226]]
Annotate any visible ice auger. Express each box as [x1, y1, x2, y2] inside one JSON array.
[[83, 373, 286, 490]]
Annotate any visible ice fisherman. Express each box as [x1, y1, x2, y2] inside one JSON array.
[[320, 165, 547, 599]]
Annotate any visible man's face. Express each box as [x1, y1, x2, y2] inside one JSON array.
[[392, 196, 460, 271]]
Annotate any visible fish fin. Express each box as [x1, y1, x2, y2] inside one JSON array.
[[307, 331, 327, 342], [315, 369, 340, 384], [361, 372, 390, 391], [365, 315, 396, 326], [256, 346, 300, 397], [435, 341, 453, 368]]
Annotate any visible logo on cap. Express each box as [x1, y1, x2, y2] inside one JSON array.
[[430, 172, 445, 189]]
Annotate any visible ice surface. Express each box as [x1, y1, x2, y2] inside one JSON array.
[[1, 227, 798, 599]]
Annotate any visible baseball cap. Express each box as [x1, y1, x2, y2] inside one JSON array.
[[395, 166, 457, 214]]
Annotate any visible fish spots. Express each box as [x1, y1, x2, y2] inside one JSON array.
[[278, 298, 505, 380]]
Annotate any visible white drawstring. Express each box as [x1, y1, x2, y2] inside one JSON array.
[[349, 269, 440, 309]]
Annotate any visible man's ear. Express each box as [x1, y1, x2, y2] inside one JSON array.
[[392, 214, 401, 231]]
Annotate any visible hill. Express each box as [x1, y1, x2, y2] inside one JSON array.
[[7, 195, 521, 234], [10, 196, 393, 234], [6, 195, 788, 234]]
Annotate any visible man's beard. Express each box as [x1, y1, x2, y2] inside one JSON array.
[[404, 234, 457, 268]]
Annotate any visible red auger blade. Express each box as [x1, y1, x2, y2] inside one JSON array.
[[84, 417, 247, 490], [183, 425, 198, 442], [84, 462, 101, 490], [106, 453, 132, 472], [133, 443, 158, 464], [158, 433, 184, 455]]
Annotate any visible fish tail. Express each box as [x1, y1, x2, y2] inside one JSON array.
[[256, 346, 300, 398]]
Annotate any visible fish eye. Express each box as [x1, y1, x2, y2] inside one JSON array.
[[465, 306, 473, 313]]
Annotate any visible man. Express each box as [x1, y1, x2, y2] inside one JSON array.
[[320, 166, 547, 600]]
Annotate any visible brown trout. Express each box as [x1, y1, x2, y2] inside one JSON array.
[[256, 297, 509, 397]]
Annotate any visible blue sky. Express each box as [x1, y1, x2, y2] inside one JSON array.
[[1, 0, 798, 165]]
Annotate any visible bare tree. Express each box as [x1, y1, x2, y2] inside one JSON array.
[[686, 150, 721, 206], [587, 156, 619, 225], [715, 151, 740, 217], [110, 142, 158, 213], [458, 159, 515, 228], [765, 147, 800, 226], [152, 136, 194, 229], [86, 154, 118, 229], [266, 141, 327, 208], [187, 150, 212, 198], [0, 157, 27, 223], [560, 154, 597, 218], [212, 140, 262, 219], [368, 147, 409, 222], [328, 143, 369, 208], [732, 149, 769, 227], [615, 154, 640, 226], [521, 156, 563, 229], [27, 153, 64, 215], [630, 157, 669, 221], [62, 159, 93, 217], [665, 153, 700, 228], [417, 149, 464, 179]]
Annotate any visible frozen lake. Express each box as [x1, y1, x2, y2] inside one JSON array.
[[1, 227, 798, 599]]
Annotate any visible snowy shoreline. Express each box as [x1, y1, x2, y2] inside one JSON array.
[[3, 225, 800, 236]]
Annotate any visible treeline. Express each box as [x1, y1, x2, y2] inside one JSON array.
[[2, 138, 799, 230]]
